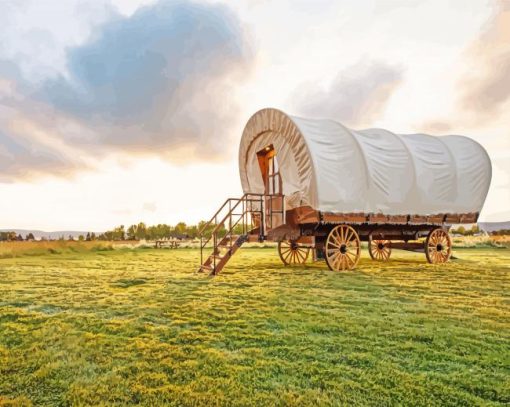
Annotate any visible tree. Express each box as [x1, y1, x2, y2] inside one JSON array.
[[78, 235, 85, 241], [174, 222, 187, 235], [135, 222, 147, 240], [455, 226, 466, 235], [115, 225, 125, 241], [127, 224, 137, 240], [86, 232, 91, 241]]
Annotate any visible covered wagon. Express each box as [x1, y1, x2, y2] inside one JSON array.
[[199, 108, 491, 275]]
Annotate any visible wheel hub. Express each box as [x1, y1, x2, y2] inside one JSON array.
[[340, 244, 347, 254], [377, 243, 384, 250], [436, 243, 443, 251]]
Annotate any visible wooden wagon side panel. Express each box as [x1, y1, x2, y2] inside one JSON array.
[[284, 206, 479, 227]]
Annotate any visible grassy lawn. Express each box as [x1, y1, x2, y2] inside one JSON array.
[[0, 246, 509, 406]]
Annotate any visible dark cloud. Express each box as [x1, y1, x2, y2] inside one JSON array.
[[0, 129, 81, 182], [292, 60, 403, 127], [0, 0, 252, 181]]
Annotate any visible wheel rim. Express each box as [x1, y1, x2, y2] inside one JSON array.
[[425, 229, 451, 264], [369, 237, 391, 261], [325, 225, 361, 271], [278, 240, 310, 265]]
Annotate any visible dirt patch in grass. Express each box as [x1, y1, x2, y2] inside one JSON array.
[[111, 278, 148, 288]]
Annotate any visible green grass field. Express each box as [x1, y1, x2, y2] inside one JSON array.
[[0, 245, 509, 406]]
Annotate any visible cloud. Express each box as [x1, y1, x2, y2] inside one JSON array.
[[458, 0, 510, 123], [291, 60, 403, 127], [0, 0, 252, 181], [142, 201, 157, 213], [419, 0, 510, 132], [0, 129, 76, 183], [418, 120, 453, 134]]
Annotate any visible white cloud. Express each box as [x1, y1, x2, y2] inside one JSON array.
[[0, 0, 252, 181], [291, 60, 403, 127]]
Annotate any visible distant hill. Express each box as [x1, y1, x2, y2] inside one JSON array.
[[478, 222, 510, 232], [0, 229, 100, 240]]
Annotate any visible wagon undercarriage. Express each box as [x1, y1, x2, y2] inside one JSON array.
[[197, 193, 473, 275], [268, 206, 460, 271]]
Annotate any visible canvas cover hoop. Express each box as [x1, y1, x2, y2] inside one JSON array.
[[239, 108, 491, 216]]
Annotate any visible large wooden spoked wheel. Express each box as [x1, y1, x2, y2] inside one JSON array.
[[325, 225, 361, 271], [278, 240, 310, 266], [368, 235, 391, 261], [425, 228, 452, 264]]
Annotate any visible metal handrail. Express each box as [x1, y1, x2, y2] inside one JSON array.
[[198, 193, 264, 236], [199, 194, 265, 248], [198, 193, 284, 269]]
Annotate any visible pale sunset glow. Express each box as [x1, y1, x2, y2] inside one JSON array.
[[1, 0, 509, 231]]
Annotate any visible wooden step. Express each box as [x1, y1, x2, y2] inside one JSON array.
[[211, 254, 227, 260], [199, 233, 248, 276], [197, 264, 213, 272]]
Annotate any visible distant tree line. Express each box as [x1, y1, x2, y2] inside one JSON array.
[[491, 229, 510, 236], [450, 225, 481, 236], [97, 222, 246, 241], [0, 232, 28, 241], [0, 222, 247, 242]]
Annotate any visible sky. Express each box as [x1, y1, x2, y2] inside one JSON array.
[[0, 0, 509, 231]]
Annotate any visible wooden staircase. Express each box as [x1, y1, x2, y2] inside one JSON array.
[[198, 194, 265, 276]]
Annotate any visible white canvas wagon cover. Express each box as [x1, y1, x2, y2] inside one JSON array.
[[239, 108, 491, 216]]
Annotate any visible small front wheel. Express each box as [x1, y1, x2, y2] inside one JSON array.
[[278, 240, 310, 265]]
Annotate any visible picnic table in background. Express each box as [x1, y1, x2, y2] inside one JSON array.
[[154, 240, 181, 249]]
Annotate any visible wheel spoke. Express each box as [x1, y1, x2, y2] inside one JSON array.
[[333, 253, 341, 270], [330, 253, 339, 268], [345, 254, 353, 268], [329, 240, 341, 248], [299, 250, 306, 263], [338, 253, 345, 270], [345, 252, 356, 266], [332, 233, 342, 246], [296, 249, 306, 263], [339, 254, 346, 270]]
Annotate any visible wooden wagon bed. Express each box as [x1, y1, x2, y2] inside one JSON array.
[[286, 206, 478, 227], [197, 193, 475, 275]]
